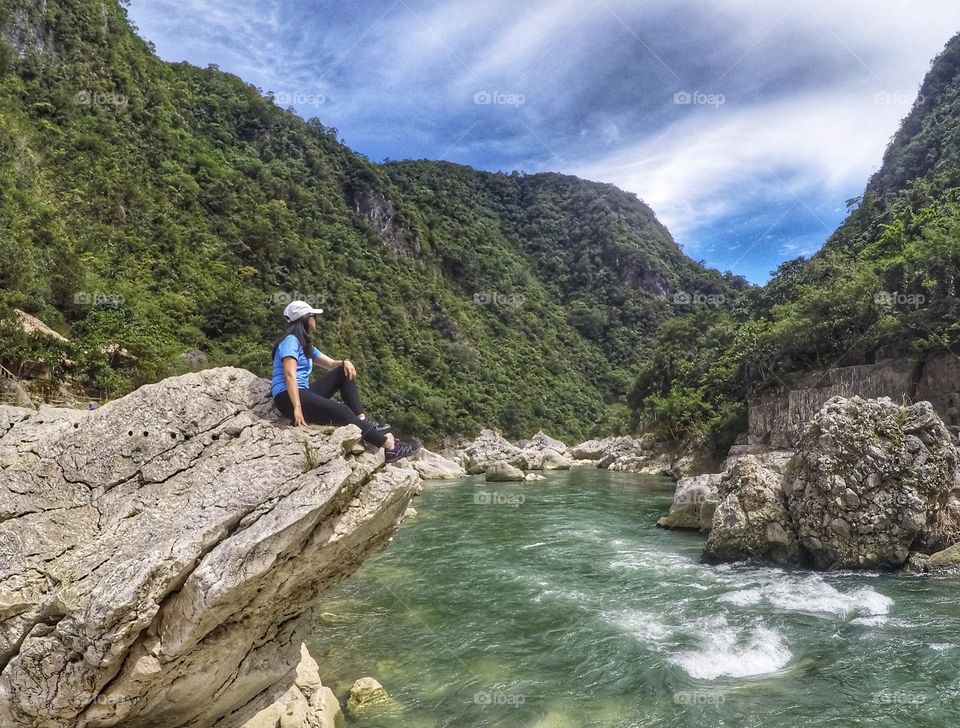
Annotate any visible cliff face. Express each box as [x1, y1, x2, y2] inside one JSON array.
[[0, 367, 419, 727]]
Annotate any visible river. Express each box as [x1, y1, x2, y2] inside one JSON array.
[[309, 468, 960, 727]]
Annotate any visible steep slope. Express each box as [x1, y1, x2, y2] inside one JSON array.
[[0, 0, 734, 441]]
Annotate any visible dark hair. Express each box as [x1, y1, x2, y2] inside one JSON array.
[[272, 316, 313, 359]]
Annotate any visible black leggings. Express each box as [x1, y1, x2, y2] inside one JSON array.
[[274, 364, 388, 447]]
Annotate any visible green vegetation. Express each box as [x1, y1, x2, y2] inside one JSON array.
[[0, 0, 737, 442]]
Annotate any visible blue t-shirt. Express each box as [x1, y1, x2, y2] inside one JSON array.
[[272, 335, 323, 397]]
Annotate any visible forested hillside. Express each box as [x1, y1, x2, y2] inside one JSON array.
[[0, 0, 737, 441]]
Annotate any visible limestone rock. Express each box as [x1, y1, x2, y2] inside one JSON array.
[[0, 367, 418, 728], [524, 472, 546, 482], [703, 456, 801, 565], [785, 397, 960, 570], [570, 436, 621, 460], [913, 543, 960, 574], [484, 461, 525, 482], [520, 432, 573, 470], [656, 474, 722, 530], [0, 378, 33, 408], [241, 644, 344, 728], [462, 429, 528, 474], [406, 448, 466, 480], [346, 677, 392, 719]]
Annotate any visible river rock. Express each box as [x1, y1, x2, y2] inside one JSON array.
[[703, 456, 801, 564], [569, 437, 610, 460], [406, 448, 466, 480], [524, 472, 546, 482], [657, 473, 722, 530], [923, 543, 960, 573], [521, 432, 573, 470], [462, 429, 528, 473], [242, 643, 343, 728], [485, 461, 525, 482], [785, 396, 960, 570], [346, 677, 392, 718], [0, 367, 418, 728], [0, 378, 33, 408]]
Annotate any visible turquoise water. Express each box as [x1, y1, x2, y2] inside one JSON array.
[[309, 469, 960, 727]]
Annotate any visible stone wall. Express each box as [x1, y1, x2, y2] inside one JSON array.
[[748, 354, 960, 448]]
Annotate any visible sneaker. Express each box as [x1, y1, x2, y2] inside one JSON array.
[[385, 440, 422, 464], [367, 417, 393, 432], [361, 416, 392, 433]]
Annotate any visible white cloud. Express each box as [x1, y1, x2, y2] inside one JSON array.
[[570, 86, 911, 243]]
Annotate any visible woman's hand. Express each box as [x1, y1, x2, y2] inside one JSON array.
[[292, 406, 307, 427], [342, 359, 357, 380]]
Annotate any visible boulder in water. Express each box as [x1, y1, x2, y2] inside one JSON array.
[[785, 397, 960, 570], [703, 456, 801, 564], [346, 677, 393, 718], [406, 447, 466, 480], [462, 429, 528, 473], [657, 473, 722, 530], [485, 461, 525, 482]]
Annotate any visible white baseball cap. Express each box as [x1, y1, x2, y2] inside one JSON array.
[[283, 300, 324, 321]]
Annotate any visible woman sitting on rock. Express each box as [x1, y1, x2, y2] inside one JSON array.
[[271, 300, 421, 464]]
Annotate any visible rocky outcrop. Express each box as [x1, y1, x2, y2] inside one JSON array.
[[703, 396, 960, 571], [656, 473, 722, 530], [0, 367, 419, 728], [703, 457, 801, 564], [784, 397, 960, 570], [406, 448, 466, 480], [242, 644, 343, 728], [570, 434, 707, 477], [569, 438, 612, 460], [462, 429, 529, 474], [521, 431, 573, 470]]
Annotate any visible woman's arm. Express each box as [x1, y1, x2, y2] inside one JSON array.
[[314, 353, 356, 380], [282, 357, 307, 426]]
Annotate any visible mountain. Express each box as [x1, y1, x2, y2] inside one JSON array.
[[629, 30, 960, 452], [0, 0, 736, 441]]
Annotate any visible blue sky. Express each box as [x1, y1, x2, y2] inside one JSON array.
[[126, 0, 960, 283]]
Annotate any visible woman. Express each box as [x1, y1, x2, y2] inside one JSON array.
[[271, 300, 421, 464]]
